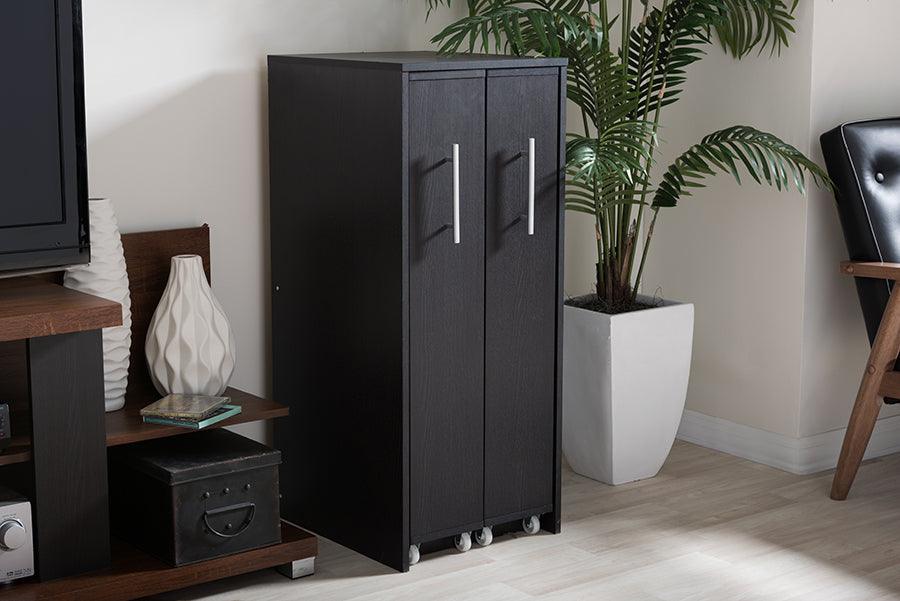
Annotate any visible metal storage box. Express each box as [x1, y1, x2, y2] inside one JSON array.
[[109, 429, 281, 566]]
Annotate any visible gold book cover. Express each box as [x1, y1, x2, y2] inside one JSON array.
[[140, 394, 230, 420]]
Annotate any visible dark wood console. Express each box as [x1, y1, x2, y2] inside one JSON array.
[[0, 225, 315, 600], [0, 278, 120, 580]]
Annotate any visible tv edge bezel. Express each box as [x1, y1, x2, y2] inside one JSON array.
[[0, 0, 90, 273]]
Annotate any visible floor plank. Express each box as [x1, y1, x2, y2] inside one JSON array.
[[153, 441, 900, 601]]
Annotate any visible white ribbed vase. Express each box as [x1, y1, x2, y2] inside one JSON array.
[[63, 198, 132, 412], [145, 255, 236, 396]]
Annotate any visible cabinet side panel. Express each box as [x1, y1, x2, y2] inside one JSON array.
[[269, 61, 405, 571], [550, 66, 566, 534]]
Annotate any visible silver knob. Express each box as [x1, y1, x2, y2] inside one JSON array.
[[0, 519, 26, 551]]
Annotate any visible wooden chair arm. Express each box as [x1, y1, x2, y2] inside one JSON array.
[[841, 261, 900, 280]]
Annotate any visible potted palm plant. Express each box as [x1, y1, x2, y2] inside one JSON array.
[[425, 0, 829, 484]]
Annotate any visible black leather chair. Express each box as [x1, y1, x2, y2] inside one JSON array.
[[821, 118, 900, 500]]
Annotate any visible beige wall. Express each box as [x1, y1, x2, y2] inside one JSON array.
[[800, 0, 900, 437], [613, 3, 815, 437], [83, 1, 898, 449], [82, 0, 463, 441], [580, 0, 900, 444]]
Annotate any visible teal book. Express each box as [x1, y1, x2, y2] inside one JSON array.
[[142, 404, 242, 429]]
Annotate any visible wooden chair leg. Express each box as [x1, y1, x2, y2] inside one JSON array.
[[831, 288, 900, 500], [831, 383, 883, 500]]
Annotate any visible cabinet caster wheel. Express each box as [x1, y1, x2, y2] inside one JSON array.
[[522, 515, 541, 535], [454, 532, 472, 553], [475, 526, 493, 547], [409, 544, 420, 566]]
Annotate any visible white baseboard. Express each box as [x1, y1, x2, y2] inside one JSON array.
[[676, 409, 900, 475]]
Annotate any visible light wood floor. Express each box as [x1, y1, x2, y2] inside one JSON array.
[[158, 441, 900, 601]]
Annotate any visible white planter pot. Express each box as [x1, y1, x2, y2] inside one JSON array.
[[562, 297, 694, 485], [63, 199, 132, 412], [145, 255, 236, 396]]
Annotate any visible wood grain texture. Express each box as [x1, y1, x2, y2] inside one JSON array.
[[408, 73, 486, 543], [0, 522, 316, 601], [832, 287, 900, 500], [28, 331, 110, 580], [0, 278, 121, 343], [484, 70, 559, 523], [268, 60, 408, 571], [0, 387, 286, 468], [842, 261, 900, 279], [879, 371, 900, 399], [105, 387, 288, 447]]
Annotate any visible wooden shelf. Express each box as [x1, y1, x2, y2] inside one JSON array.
[[0, 387, 288, 467], [0, 226, 317, 601], [0, 521, 316, 601], [0, 436, 31, 467], [106, 387, 289, 447], [0, 278, 121, 343]]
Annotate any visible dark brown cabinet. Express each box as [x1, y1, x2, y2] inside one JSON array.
[[269, 52, 566, 572]]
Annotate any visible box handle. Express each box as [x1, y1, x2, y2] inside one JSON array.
[[203, 502, 256, 539]]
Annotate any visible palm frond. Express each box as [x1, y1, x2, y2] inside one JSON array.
[[566, 122, 655, 188], [571, 45, 637, 133], [626, 0, 721, 118], [653, 125, 831, 208], [625, 0, 798, 120], [713, 0, 798, 58], [429, 4, 601, 57], [425, 0, 822, 303]]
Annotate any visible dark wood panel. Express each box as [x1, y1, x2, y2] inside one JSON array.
[[408, 74, 486, 541], [268, 60, 408, 571], [0, 278, 121, 343], [484, 70, 559, 520], [28, 331, 110, 580], [548, 66, 567, 534], [0, 522, 316, 601]]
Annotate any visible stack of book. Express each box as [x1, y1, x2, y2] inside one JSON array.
[[140, 394, 241, 429]]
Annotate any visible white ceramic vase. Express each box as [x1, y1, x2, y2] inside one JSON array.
[[145, 254, 236, 396], [562, 296, 694, 485], [63, 198, 132, 412]]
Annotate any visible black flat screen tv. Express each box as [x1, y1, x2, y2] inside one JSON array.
[[0, 0, 89, 272]]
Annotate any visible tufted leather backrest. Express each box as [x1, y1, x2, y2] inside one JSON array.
[[821, 119, 900, 344]]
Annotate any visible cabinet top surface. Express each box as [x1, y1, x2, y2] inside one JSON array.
[[0, 277, 122, 342], [268, 51, 567, 72]]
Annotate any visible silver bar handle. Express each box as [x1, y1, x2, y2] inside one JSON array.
[[452, 143, 461, 244], [527, 137, 535, 236]]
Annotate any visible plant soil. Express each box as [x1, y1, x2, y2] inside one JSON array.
[[565, 293, 661, 316]]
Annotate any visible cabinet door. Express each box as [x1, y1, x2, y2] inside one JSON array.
[[484, 69, 560, 521], [408, 72, 486, 541]]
